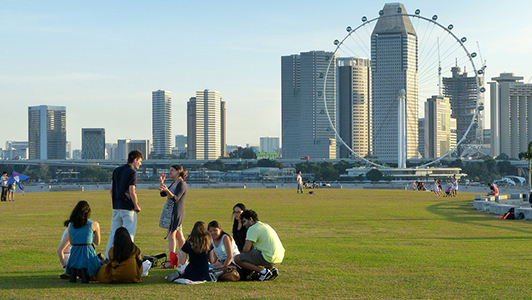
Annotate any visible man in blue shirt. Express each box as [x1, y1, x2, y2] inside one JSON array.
[[105, 150, 143, 258]]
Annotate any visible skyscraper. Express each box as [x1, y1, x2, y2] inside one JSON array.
[[152, 90, 172, 158], [371, 3, 418, 161], [28, 105, 66, 159], [82, 128, 105, 159], [260, 137, 280, 153], [187, 90, 225, 160], [281, 51, 337, 159], [442, 66, 484, 145], [424, 95, 454, 159], [337, 57, 372, 159], [489, 73, 532, 158]]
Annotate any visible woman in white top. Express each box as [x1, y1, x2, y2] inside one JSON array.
[[207, 220, 240, 268]]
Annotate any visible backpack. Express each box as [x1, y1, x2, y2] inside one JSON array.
[[516, 212, 525, 220], [502, 208, 515, 220]]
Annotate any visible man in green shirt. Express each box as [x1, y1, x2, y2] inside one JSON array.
[[234, 209, 285, 281]]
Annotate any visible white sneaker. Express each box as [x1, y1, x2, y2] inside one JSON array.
[[176, 262, 188, 274]]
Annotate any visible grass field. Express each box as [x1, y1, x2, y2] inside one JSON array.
[[1, 188, 531, 299]]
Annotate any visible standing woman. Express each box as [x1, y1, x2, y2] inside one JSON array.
[[65, 200, 102, 283], [159, 165, 188, 269], [231, 203, 247, 252]]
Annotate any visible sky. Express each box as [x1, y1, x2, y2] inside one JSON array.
[[1, 0, 531, 151]]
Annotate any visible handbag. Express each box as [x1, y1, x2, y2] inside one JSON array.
[[159, 199, 174, 228], [217, 266, 240, 282]]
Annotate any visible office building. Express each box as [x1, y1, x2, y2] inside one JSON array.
[[424, 95, 454, 159], [175, 135, 187, 151], [28, 105, 66, 159], [4, 141, 29, 160], [117, 139, 150, 160], [442, 66, 484, 145], [187, 90, 225, 160], [371, 3, 418, 161], [489, 73, 532, 158], [337, 57, 372, 158], [418, 119, 425, 159], [260, 137, 280, 153], [82, 128, 105, 159], [106, 143, 117, 160], [281, 51, 337, 159], [152, 90, 172, 158]]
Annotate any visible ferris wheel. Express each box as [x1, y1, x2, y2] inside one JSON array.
[[323, 5, 485, 168]]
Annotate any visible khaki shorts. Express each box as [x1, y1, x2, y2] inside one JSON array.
[[238, 249, 273, 268]]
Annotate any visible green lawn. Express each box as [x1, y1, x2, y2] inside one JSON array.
[[1, 188, 531, 299]]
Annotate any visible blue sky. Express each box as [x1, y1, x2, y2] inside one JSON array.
[[1, 0, 531, 150]]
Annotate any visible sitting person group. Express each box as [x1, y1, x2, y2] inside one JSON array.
[[58, 200, 284, 284]]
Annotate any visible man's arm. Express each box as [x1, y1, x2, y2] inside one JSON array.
[[129, 185, 141, 213], [242, 240, 253, 253]]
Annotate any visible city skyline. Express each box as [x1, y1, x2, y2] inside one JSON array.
[[1, 1, 531, 151]]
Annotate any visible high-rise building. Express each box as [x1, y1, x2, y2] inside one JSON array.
[[489, 73, 532, 158], [424, 95, 454, 159], [371, 3, 418, 161], [106, 143, 117, 160], [117, 139, 150, 160], [82, 128, 105, 159], [260, 137, 280, 153], [175, 135, 187, 151], [281, 51, 337, 159], [442, 66, 484, 145], [152, 90, 172, 158], [187, 90, 225, 160], [418, 118, 425, 159], [4, 141, 29, 160], [28, 105, 66, 159], [337, 57, 372, 158]]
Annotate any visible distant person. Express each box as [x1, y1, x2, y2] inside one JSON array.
[[65, 200, 102, 283], [105, 150, 143, 259], [312, 181, 319, 188], [57, 220, 72, 277], [305, 181, 312, 188], [231, 203, 247, 252], [296, 171, 304, 194], [158, 165, 188, 269], [487, 183, 499, 196], [411, 181, 418, 190], [451, 174, 458, 197], [96, 227, 144, 283], [7, 182, 15, 201], [432, 179, 441, 197], [234, 210, 284, 281], [1, 171, 8, 201]]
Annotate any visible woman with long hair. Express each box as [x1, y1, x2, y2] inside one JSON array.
[[177, 221, 213, 281], [96, 227, 143, 283], [159, 165, 188, 269], [208, 220, 240, 268], [64, 200, 101, 283], [231, 203, 247, 252]]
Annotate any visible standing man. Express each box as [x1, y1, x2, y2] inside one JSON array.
[[105, 150, 143, 258], [296, 171, 304, 194], [1, 172, 8, 202], [234, 210, 285, 281], [451, 174, 458, 197]]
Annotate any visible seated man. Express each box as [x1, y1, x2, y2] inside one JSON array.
[[487, 183, 499, 196], [234, 210, 285, 281]]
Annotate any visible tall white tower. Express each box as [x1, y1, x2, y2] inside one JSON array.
[[371, 3, 418, 162], [152, 90, 172, 158]]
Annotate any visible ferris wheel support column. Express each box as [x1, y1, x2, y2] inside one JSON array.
[[398, 89, 406, 168]]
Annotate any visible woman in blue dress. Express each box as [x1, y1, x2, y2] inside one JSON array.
[[65, 200, 102, 283]]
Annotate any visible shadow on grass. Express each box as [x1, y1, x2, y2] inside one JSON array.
[[427, 199, 532, 235]]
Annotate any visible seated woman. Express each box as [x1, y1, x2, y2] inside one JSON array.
[[65, 200, 102, 283], [208, 220, 240, 268], [96, 227, 143, 283], [175, 221, 213, 282], [487, 183, 499, 196], [57, 220, 72, 278], [231, 203, 247, 252]]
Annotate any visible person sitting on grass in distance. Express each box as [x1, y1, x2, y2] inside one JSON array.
[[64, 200, 102, 283], [231, 203, 247, 252], [234, 210, 284, 281], [57, 220, 72, 278], [487, 183, 499, 196], [174, 221, 213, 282], [96, 227, 144, 283], [208, 220, 240, 269]]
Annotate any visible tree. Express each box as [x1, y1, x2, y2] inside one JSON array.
[[366, 169, 383, 182], [203, 159, 225, 171], [79, 167, 112, 182], [518, 141, 532, 190], [257, 159, 283, 168], [497, 153, 510, 160]]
